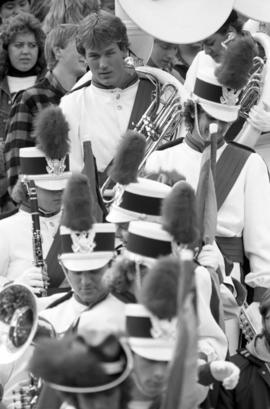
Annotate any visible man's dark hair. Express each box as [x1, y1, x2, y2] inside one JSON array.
[[76, 10, 129, 56]]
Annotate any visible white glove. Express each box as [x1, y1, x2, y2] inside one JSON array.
[[210, 361, 240, 390], [247, 101, 270, 133], [197, 244, 219, 271], [15, 266, 48, 294]]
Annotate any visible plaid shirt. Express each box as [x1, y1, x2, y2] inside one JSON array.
[[4, 71, 66, 192]]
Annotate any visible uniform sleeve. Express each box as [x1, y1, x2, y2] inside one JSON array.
[[242, 153, 270, 291], [195, 266, 228, 361]]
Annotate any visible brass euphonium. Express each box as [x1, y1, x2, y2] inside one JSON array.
[[0, 283, 55, 408], [100, 73, 183, 204], [238, 55, 265, 119]]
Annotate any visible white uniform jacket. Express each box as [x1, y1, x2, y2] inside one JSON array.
[[0, 209, 60, 286], [145, 140, 270, 291]]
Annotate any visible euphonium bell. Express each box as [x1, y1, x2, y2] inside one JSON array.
[[0, 283, 55, 365]]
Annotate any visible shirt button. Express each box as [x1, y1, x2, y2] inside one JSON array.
[[262, 371, 266, 375], [117, 105, 122, 110], [8, 100, 12, 105]]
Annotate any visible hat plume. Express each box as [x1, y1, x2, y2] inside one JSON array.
[[162, 181, 198, 244], [109, 131, 146, 185], [33, 105, 70, 159], [215, 34, 258, 90], [61, 173, 94, 231]]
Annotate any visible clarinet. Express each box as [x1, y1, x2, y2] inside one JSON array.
[[23, 178, 48, 297]]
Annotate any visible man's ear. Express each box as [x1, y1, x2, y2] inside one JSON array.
[[52, 46, 63, 62]]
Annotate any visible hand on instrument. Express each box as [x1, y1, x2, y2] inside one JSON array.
[[15, 266, 49, 294], [247, 101, 270, 133], [197, 244, 219, 271], [210, 360, 240, 390]]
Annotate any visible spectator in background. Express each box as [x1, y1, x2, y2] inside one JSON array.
[[4, 23, 86, 198], [42, 0, 99, 35], [0, 0, 30, 23], [0, 12, 45, 216], [30, 0, 52, 24]]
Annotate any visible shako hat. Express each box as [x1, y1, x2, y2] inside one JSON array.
[[192, 53, 240, 122], [125, 303, 176, 361], [19, 105, 71, 190], [29, 330, 133, 393], [59, 173, 116, 271], [126, 220, 172, 266]]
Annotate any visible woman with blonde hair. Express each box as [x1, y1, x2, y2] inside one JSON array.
[[43, 0, 99, 35]]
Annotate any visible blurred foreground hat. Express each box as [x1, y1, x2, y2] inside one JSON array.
[[118, 0, 234, 44], [29, 331, 133, 393], [19, 106, 71, 190], [59, 173, 115, 271], [235, 0, 270, 23], [126, 303, 176, 361]]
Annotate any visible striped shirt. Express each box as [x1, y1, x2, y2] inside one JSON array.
[[4, 71, 66, 192]]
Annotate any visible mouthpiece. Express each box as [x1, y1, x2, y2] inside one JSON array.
[[209, 123, 218, 134]]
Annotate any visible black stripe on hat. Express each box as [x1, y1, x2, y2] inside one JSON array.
[[194, 77, 223, 104], [126, 315, 153, 338], [120, 190, 162, 216], [61, 231, 115, 254], [127, 232, 172, 259], [20, 156, 70, 175]]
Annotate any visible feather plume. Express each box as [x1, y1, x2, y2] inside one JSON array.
[[29, 335, 109, 387], [162, 181, 198, 244], [139, 255, 180, 320], [33, 105, 70, 159], [61, 173, 94, 231], [109, 131, 146, 185], [215, 34, 258, 90]]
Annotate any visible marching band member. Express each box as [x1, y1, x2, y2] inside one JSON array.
[[220, 289, 270, 408], [0, 105, 71, 295], [125, 303, 175, 409], [59, 10, 165, 183], [39, 172, 118, 336], [145, 54, 270, 353]]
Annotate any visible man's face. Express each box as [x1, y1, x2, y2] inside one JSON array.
[[36, 187, 63, 214], [59, 40, 86, 78], [66, 266, 108, 305], [0, 0, 30, 20], [151, 40, 178, 70], [133, 354, 168, 398], [115, 222, 129, 247], [202, 32, 227, 63], [197, 108, 230, 142], [84, 42, 127, 88]]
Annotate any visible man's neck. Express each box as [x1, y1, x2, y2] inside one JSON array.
[[52, 66, 79, 92]]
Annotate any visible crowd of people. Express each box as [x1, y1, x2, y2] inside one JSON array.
[[0, 0, 270, 408]]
